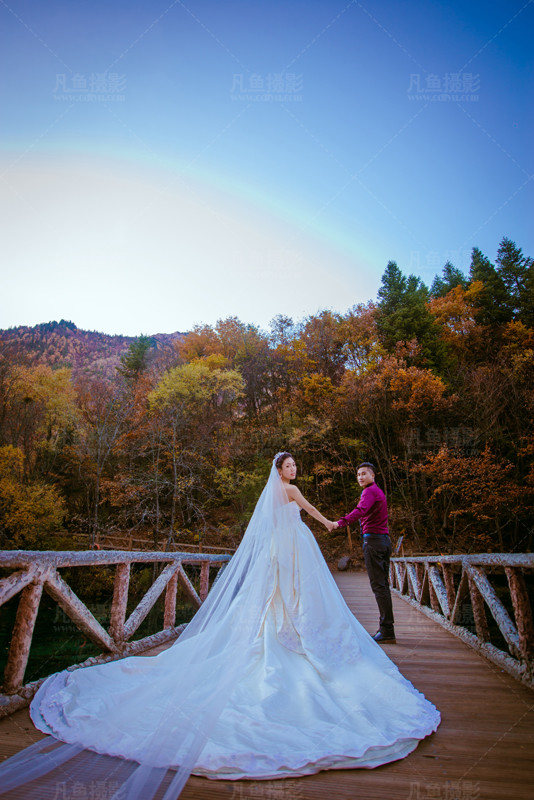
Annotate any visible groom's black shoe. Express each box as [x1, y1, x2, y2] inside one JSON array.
[[373, 631, 396, 644]]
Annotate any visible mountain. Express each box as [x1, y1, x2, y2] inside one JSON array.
[[0, 320, 184, 379]]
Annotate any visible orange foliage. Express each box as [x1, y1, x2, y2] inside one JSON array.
[[176, 325, 224, 362], [359, 356, 452, 420], [414, 444, 527, 550], [428, 282, 485, 355]]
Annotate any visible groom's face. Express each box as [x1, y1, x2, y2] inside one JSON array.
[[357, 467, 375, 487]]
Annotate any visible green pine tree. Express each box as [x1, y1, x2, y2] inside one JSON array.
[[376, 261, 446, 370], [469, 247, 513, 326], [118, 335, 154, 382], [430, 261, 468, 297], [495, 237, 534, 325]]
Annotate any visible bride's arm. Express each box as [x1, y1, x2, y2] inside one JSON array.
[[285, 484, 334, 530]]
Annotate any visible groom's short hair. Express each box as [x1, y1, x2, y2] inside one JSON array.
[[357, 462, 376, 474]]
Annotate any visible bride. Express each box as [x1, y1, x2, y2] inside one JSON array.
[[0, 452, 440, 799]]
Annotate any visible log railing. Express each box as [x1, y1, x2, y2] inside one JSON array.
[[390, 554, 534, 688], [0, 549, 231, 717], [78, 530, 236, 554]]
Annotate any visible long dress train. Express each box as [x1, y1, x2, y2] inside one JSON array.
[[0, 461, 440, 798]]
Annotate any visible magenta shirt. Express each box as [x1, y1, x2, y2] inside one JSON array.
[[336, 482, 389, 536]]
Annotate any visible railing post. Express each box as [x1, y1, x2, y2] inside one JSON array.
[[0, 550, 233, 715], [505, 567, 534, 660], [441, 564, 456, 616], [110, 563, 130, 645], [428, 580, 441, 614], [467, 573, 491, 642], [200, 561, 210, 602], [164, 571, 178, 628], [390, 554, 534, 689], [3, 580, 44, 693], [177, 564, 201, 608]]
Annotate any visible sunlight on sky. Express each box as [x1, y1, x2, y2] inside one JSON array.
[[1, 156, 372, 334], [1, 0, 532, 335]]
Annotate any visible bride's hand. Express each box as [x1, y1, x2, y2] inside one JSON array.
[[325, 520, 337, 532]]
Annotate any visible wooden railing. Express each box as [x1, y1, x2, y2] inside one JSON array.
[[0, 549, 231, 717], [390, 554, 534, 688], [84, 530, 237, 554]]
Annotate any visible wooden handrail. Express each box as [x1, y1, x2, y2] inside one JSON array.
[[390, 554, 534, 689], [0, 549, 232, 717], [75, 530, 237, 554]]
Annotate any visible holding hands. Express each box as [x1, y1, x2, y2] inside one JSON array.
[[325, 520, 339, 533]]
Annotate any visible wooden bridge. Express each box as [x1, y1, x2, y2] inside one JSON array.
[[0, 554, 533, 799]]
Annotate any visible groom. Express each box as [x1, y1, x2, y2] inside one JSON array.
[[332, 463, 396, 644]]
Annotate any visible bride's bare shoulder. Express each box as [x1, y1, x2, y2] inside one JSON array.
[[284, 484, 301, 503]]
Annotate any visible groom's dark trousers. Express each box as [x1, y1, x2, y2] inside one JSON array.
[[335, 481, 395, 637], [362, 533, 394, 636]]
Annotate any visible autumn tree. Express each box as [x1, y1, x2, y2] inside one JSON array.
[[427, 282, 485, 369], [339, 303, 384, 375], [0, 363, 78, 481], [269, 315, 296, 347], [148, 360, 244, 545], [179, 318, 273, 416], [337, 354, 455, 545], [176, 325, 223, 363], [298, 310, 346, 383], [414, 445, 526, 551], [69, 376, 133, 545], [0, 445, 66, 548]]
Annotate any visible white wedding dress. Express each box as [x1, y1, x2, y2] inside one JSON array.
[[0, 459, 440, 799]]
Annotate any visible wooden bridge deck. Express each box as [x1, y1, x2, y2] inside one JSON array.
[[1, 571, 533, 800]]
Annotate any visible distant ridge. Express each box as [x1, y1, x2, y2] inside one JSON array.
[[0, 320, 184, 379]]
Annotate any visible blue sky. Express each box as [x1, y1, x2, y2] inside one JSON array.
[[1, 0, 532, 335]]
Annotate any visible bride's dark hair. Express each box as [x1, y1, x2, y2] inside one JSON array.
[[275, 451, 293, 469]]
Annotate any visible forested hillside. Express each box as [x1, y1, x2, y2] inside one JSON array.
[[1, 236, 532, 556], [0, 320, 183, 379]]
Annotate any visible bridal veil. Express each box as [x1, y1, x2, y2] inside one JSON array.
[[0, 453, 440, 798]]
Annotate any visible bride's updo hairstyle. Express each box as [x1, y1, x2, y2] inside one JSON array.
[[275, 451, 293, 470]]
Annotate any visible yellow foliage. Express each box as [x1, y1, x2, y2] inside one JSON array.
[[149, 361, 244, 412], [190, 353, 229, 371], [502, 321, 534, 351], [0, 445, 66, 548]]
